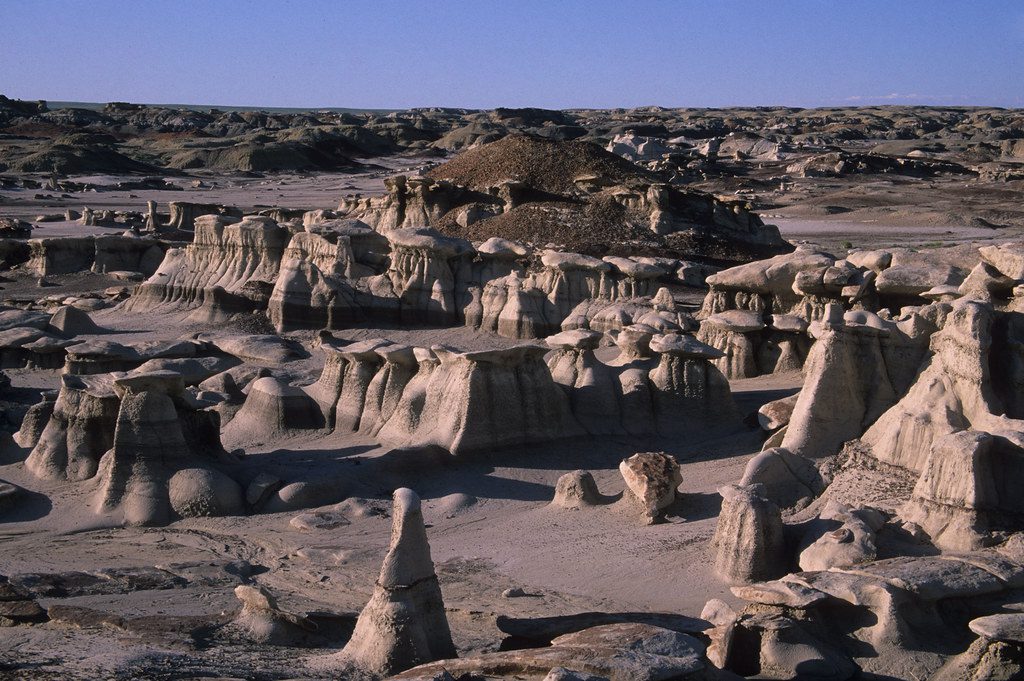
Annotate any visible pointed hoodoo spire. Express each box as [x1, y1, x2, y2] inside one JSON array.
[[336, 487, 456, 676]]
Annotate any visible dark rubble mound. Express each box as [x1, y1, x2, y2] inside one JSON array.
[[427, 134, 654, 196], [7, 141, 163, 175]]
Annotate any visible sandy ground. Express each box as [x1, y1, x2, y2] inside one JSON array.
[[0, 157, 425, 225]]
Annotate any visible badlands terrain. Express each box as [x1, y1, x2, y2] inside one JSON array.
[[0, 98, 1023, 679]]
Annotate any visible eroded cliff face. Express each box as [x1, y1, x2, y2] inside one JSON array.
[[705, 256, 1024, 680], [125, 215, 289, 318], [24, 370, 239, 527], [122, 208, 707, 340], [216, 327, 740, 457]]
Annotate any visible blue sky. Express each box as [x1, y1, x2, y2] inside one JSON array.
[[2, 0, 1022, 109]]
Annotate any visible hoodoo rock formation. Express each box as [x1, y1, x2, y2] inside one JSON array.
[[23, 369, 241, 526], [701, 241, 1024, 679], [327, 488, 456, 676]]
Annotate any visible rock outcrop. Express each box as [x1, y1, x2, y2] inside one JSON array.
[[393, 622, 715, 681], [711, 484, 787, 583], [229, 584, 316, 645], [125, 216, 288, 320], [551, 470, 603, 509], [781, 304, 937, 459], [25, 374, 120, 481], [330, 488, 456, 676], [94, 371, 241, 526], [619, 452, 682, 523]]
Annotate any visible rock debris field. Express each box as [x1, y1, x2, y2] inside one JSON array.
[[1, 98, 1024, 679]]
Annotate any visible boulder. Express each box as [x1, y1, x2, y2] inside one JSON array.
[[222, 376, 325, 443], [619, 452, 681, 523], [552, 470, 603, 509], [739, 447, 823, 508], [230, 584, 316, 645], [47, 305, 104, 337], [757, 394, 799, 431]]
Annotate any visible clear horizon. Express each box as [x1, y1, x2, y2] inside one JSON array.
[[2, 0, 1023, 110]]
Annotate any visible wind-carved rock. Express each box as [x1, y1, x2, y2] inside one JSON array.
[[697, 309, 766, 379], [546, 325, 738, 438], [25, 374, 120, 481], [222, 376, 325, 444], [551, 470, 603, 509], [863, 300, 1024, 470], [227, 324, 740, 456], [267, 222, 390, 332], [781, 304, 938, 459], [125, 215, 288, 319], [93, 371, 240, 526], [14, 391, 57, 450], [230, 584, 316, 646], [700, 247, 837, 319], [384, 228, 474, 326], [26, 370, 241, 527], [901, 431, 1024, 552], [619, 452, 682, 523], [380, 344, 581, 453], [331, 488, 456, 676], [711, 484, 787, 583]]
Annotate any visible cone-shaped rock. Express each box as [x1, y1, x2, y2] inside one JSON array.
[[335, 487, 456, 676]]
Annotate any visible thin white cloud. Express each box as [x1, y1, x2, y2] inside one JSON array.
[[843, 93, 971, 103]]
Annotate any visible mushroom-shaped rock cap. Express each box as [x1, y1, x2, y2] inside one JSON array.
[[969, 614, 1024, 643], [635, 310, 682, 333], [846, 249, 893, 272], [477, 237, 529, 259], [375, 343, 417, 365], [0, 327, 48, 349], [387, 228, 473, 258], [602, 256, 666, 279], [311, 218, 378, 238], [921, 284, 963, 301], [61, 372, 117, 397], [66, 339, 139, 360], [0, 309, 50, 331], [651, 287, 676, 311], [843, 309, 894, 332], [979, 243, 1024, 280], [706, 309, 766, 332], [24, 336, 78, 352], [730, 580, 829, 609], [541, 251, 612, 272], [247, 376, 309, 398], [337, 338, 391, 361], [458, 343, 550, 365], [650, 333, 725, 359], [615, 324, 657, 357], [769, 314, 809, 333], [113, 370, 186, 397], [413, 346, 438, 363], [238, 215, 281, 228], [379, 488, 435, 588], [545, 329, 603, 351]]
